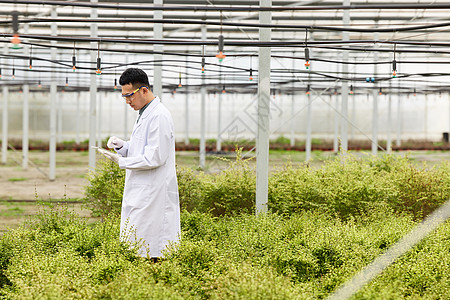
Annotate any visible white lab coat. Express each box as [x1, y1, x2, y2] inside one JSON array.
[[116, 96, 180, 258]]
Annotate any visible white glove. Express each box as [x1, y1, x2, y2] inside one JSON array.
[[107, 136, 124, 149], [102, 151, 120, 164]]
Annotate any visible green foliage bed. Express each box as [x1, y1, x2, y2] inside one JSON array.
[[85, 150, 450, 220], [1, 207, 450, 299], [1, 151, 449, 299]]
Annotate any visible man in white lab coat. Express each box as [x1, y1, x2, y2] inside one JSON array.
[[102, 68, 180, 260]]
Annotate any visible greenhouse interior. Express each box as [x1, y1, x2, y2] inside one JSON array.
[[0, 1, 450, 299]]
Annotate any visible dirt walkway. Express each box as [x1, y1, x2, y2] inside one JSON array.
[[0, 151, 90, 201]]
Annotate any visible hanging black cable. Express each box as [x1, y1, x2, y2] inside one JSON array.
[[72, 42, 76, 72], [1, 1, 450, 12], [304, 29, 310, 70], [11, 10, 20, 49], [4, 17, 450, 33], [201, 45, 205, 73], [96, 41, 101, 75], [392, 44, 397, 78], [216, 11, 226, 62], [29, 44, 33, 70]]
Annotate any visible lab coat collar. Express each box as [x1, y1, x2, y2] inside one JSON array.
[[131, 96, 160, 136], [140, 96, 160, 121]]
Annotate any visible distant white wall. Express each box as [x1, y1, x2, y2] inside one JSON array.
[[1, 89, 449, 143]]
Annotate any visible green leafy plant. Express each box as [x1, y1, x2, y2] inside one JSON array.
[[83, 157, 125, 218], [200, 148, 256, 216]]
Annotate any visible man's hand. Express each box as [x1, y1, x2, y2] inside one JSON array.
[[102, 151, 120, 163], [107, 136, 124, 149]]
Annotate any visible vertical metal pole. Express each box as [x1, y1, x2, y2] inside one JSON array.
[[386, 81, 392, 153], [217, 85, 222, 152], [153, 0, 163, 98], [290, 94, 295, 147], [290, 97, 295, 147], [49, 8, 57, 181], [340, 0, 350, 152], [256, 0, 271, 215], [124, 101, 128, 139], [424, 94, 428, 140], [124, 45, 129, 140], [351, 58, 356, 141], [22, 73, 29, 169], [372, 87, 378, 155], [22, 24, 29, 169], [290, 53, 295, 148], [305, 93, 312, 161], [199, 25, 206, 168], [184, 55, 189, 145], [333, 93, 340, 153], [89, 0, 98, 169], [396, 75, 402, 147], [76, 93, 80, 144], [57, 88, 63, 142], [371, 30, 379, 156], [1, 45, 8, 164], [97, 91, 102, 147], [109, 91, 112, 137]]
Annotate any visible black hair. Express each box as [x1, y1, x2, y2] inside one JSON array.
[[119, 68, 150, 88]]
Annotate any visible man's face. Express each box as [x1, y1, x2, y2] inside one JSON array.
[[121, 83, 148, 111]]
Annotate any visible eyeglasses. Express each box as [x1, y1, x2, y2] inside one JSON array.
[[122, 86, 147, 100]]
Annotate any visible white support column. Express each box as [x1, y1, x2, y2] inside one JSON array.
[[124, 45, 129, 140], [305, 93, 312, 161], [424, 94, 428, 140], [49, 7, 57, 181], [351, 90, 356, 140], [371, 31, 379, 156], [22, 24, 29, 169], [124, 101, 128, 140], [57, 90, 63, 142], [290, 53, 295, 148], [386, 82, 392, 153], [396, 80, 402, 147], [256, 0, 271, 215], [97, 91, 102, 147], [22, 85, 29, 168], [76, 93, 80, 144], [340, 0, 350, 152], [217, 89, 222, 152], [199, 25, 206, 168], [153, 0, 163, 98], [1, 86, 8, 165], [290, 92, 295, 147], [371, 88, 378, 155], [333, 93, 340, 153], [2, 44, 9, 164], [88, 0, 98, 169], [184, 55, 189, 145], [351, 58, 356, 141]]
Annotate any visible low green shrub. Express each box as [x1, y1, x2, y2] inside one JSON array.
[[176, 166, 204, 212], [268, 154, 450, 219], [84, 152, 449, 220], [200, 150, 255, 216], [84, 157, 125, 218], [5, 206, 450, 299], [0, 205, 139, 299], [5, 204, 450, 299]]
